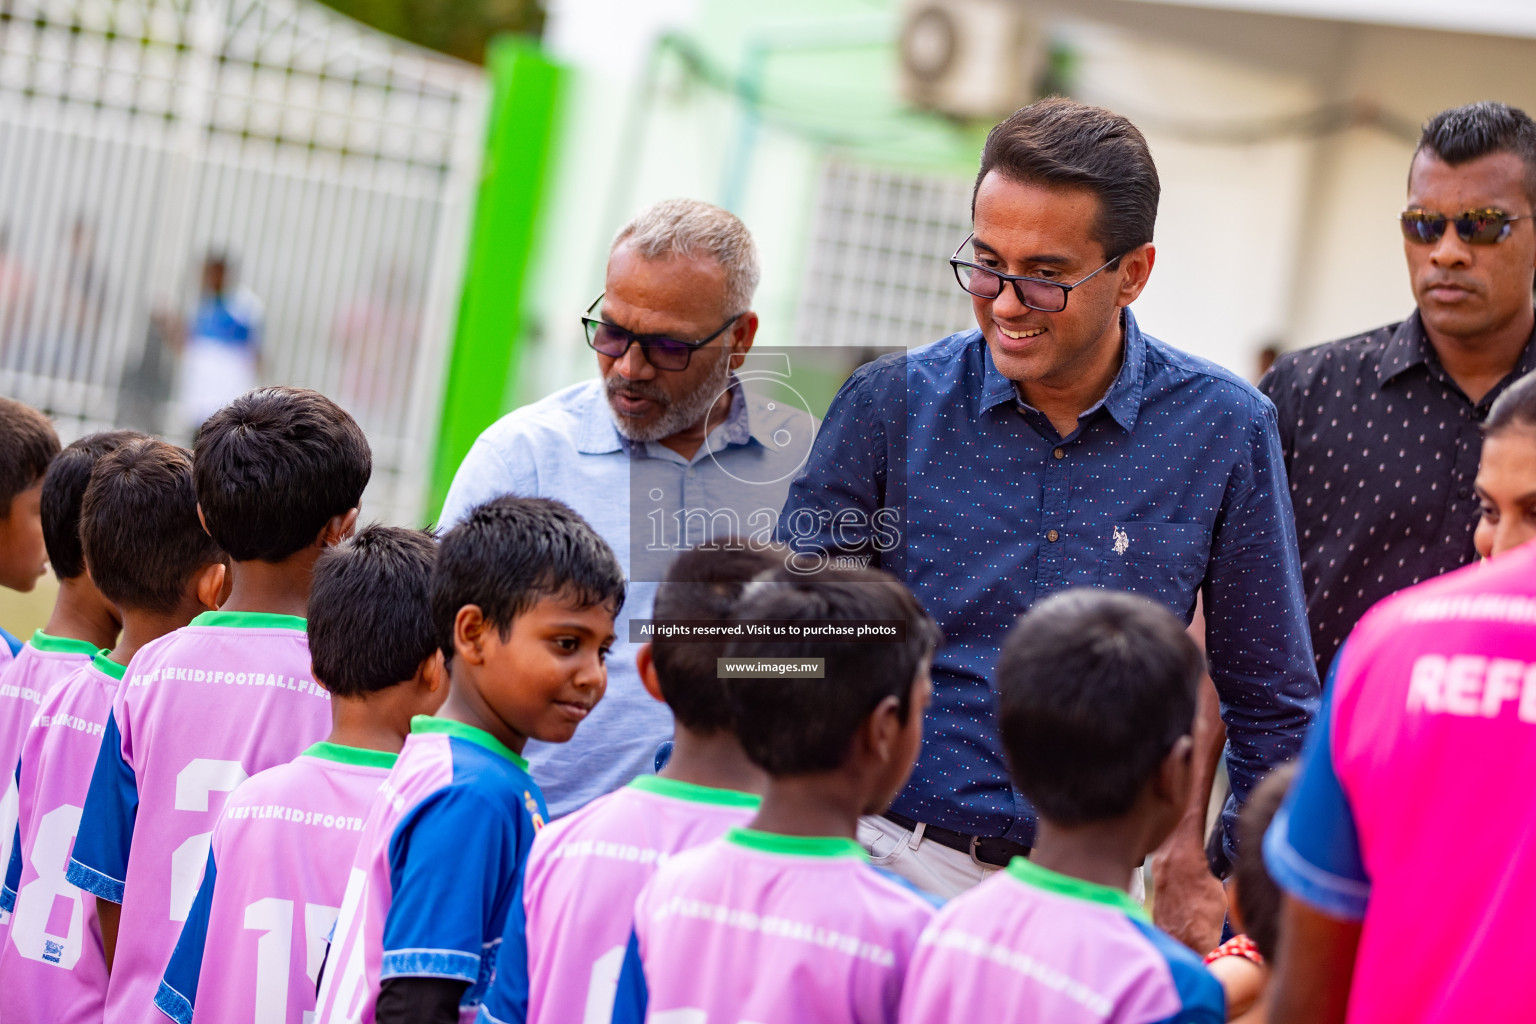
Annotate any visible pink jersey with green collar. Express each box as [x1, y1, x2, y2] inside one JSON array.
[[898, 858, 1223, 1024], [66, 611, 329, 1024], [480, 774, 759, 1024], [1265, 542, 1536, 1023], [0, 652, 123, 1023], [0, 630, 99, 928], [313, 717, 546, 1024], [155, 742, 397, 1024], [613, 828, 939, 1024]]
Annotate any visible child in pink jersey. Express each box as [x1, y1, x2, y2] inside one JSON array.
[[613, 567, 943, 1024], [157, 526, 448, 1024], [0, 430, 141, 922], [898, 589, 1224, 1024], [314, 496, 624, 1024], [67, 387, 371, 1024], [2, 439, 226, 1023], [478, 544, 775, 1024], [0, 397, 60, 862]]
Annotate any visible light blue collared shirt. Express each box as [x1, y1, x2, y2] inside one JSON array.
[[440, 375, 811, 816]]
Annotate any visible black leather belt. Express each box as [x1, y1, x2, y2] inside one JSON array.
[[882, 810, 1030, 868]]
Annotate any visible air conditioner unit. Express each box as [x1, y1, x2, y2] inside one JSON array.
[[899, 0, 1044, 121]]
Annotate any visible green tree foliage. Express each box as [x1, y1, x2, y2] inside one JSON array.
[[318, 0, 544, 64]]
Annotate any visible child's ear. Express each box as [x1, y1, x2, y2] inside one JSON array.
[[317, 508, 359, 548], [420, 650, 447, 694], [194, 562, 227, 611], [635, 644, 664, 704], [1156, 733, 1195, 809], [863, 694, 904, 765], [453, 605, 489, 666]]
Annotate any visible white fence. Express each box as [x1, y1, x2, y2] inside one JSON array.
[[0, 0, 486, 525]]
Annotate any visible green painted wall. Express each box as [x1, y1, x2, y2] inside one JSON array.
[[429, 36, 565, 521]]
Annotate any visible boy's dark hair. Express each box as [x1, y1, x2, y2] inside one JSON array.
[[431, 496, 625, 660], [81, 439, 224, 614], [722, 568, 941, 776], [1234, 764, 1295, 960], [1415, 101, 1536, 205], [0, 397, 59, 515], [974, 97, 1159, 265], [309, 525, 439, 698], [193, 387, 371, 562], [652, 543, 786, 734], [997, 588, 1201, 825], [42, 430, 147, 580], [1485, 370, 1536, 437]]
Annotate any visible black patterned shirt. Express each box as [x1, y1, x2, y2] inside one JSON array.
[[1260, 311, 1536, 680]]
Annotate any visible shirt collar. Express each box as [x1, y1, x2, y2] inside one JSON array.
[[979, 308, 1148, 434], [1378, 310, 1536, 400], [577, 375, 763, 457], [1376, 312, 1432, 386]]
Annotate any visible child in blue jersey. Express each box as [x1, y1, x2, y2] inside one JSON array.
[[478, 543, 775, 1024], [314, 496, 624, 1024], [614, 567, 943, 1024], [898, 589, 1224, 1024]]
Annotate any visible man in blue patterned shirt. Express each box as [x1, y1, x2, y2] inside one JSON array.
[[781, 98, 1319, 899]]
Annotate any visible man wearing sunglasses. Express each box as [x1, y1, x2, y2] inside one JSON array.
[[782, 98, 1317, 903], [1260, 101, 1536, 687], [439, 198, 808, 818]]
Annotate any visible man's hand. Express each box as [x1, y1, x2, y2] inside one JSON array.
[[1151, 820, 1227, 953]]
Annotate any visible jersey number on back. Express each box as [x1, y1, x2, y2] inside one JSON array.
[[171, 758, 248, 920], [246, 896, 340, 1024], [10, 804, 86, 968]]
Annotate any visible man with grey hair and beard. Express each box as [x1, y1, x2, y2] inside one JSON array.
[[440, 198, 809, 817]]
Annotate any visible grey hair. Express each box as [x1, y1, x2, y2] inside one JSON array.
[[611, 198, 761, 314]]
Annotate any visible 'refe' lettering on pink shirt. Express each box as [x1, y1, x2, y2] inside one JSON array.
[[486, 774, 759, 1024], [66, 611, 330, 1024], [0, 653, 124, 1024], [0, 631, 100, 928], [613, 829, 939, 1024], [1265, 542, 1536, 1024], [898, 858, 1222, 1024], [155, 743, 398, 1024]]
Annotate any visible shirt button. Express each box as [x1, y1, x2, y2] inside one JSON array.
[[1053, 448, 1065, 459], [1047, 529, 1059, 542]]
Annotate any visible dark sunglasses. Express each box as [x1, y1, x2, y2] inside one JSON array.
[[581, 294, 743, 372], [1400, 208, 1528, 245], [949, 234, 1122, 313]]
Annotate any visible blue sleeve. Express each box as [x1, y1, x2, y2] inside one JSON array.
[[1263, 654, 1369, 920], [381, 787, 521, 999], [1130, 919, 1226, 1024], [0, 627, 22, 658], [155, 848, 216, 1024], [2, 759, 23, 910], [776, 356, 904, 574], [1203, 403, 1321, 860], [610, 929, 648, 1024], [476, 882, 531, 1024], [65, 709, 137, 902]]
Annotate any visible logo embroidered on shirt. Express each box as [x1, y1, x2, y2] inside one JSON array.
[[42, 939, 64, 964], [1112, 526, 1130, 555], [525, 790, 545, 830]]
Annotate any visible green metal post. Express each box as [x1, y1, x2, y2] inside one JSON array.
[[429, 36, 564, 522]]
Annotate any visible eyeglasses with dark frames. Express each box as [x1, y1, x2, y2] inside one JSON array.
[[1400, 208, 1530, 245], [949, 233, 1122, 313], [581, 294, 743, 372]]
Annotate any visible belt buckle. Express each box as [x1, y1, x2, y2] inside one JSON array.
[[968, 834, 990, 869]]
